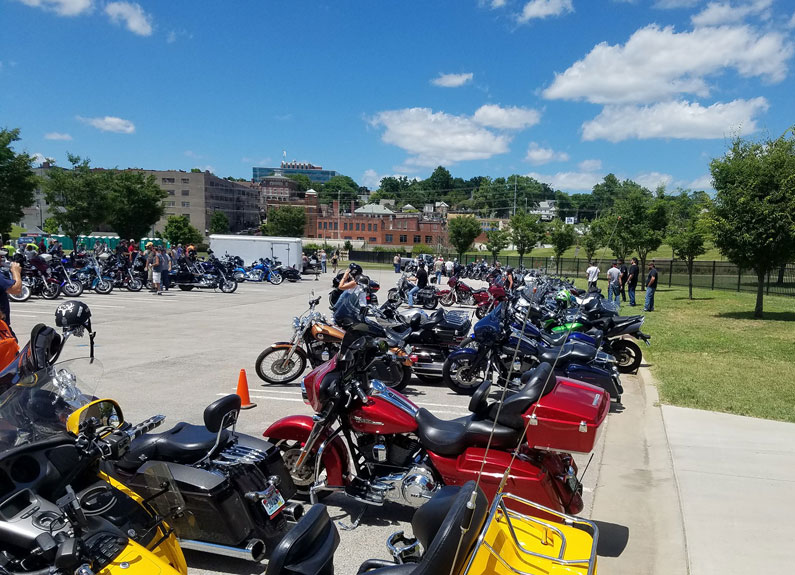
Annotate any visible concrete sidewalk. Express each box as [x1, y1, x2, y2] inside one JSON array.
[[663, 404, 795, 575]]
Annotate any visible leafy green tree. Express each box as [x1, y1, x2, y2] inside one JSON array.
[[709, 129, 795, 318], [412, 243, 433, 255], [448, 215, 481, 258], [510, 211, 544, 265], [263, 205, 306, 237], [163, 215, 203, 246], [209, 211, 230, 234], [0, 128, 38, 238], [287, 174, 312, 192], [548, 219, 576, 273], [485, 228, 509, 263], [190, 168, 202, 173], [591, 216, 633, 261], [608, 190, 668, 285], [343, 240, 353, 252], [42, 154, 110, 248], [43, 217, 60, 235], [106, 171, 166, 242], [668, 191, 709, 299], [319, 175, 359, 205], [579, 228, 601, 262]]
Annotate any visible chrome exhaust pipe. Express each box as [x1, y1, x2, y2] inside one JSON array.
[[179, 538, 266, 562], [282, 501, 304, 523]]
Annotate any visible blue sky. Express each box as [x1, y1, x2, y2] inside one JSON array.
[[2, 0, 794, 194]]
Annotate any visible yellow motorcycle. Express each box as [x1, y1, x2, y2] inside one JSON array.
[[0, 361, 187, 575]]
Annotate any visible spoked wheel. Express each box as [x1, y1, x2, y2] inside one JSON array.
[[126, 278, 143, 292], [422, 295, 439, 310], [439, 291, 455, 306], [273, 440, 329, 500], [475, 306, 489, 319], [269, 272, 283, 286], [387, 288, 401, 304], [255, 346, 308, 384], [9, 284, 31, 303], [94, 279, 113, 294], [42, 282, 61, 300], [443, 355, 487, 395], [220, 278, 238, 293], [62, 281, 83, 297], [613, 339, 643, 373]]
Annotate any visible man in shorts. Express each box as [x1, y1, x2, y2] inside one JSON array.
[[150, 246, 162, 295]]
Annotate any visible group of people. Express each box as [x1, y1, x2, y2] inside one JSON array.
[[585, 259, 658, 311], [304, 249, 340, 274]]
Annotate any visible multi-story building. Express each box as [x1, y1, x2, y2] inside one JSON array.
[[260, 173, 303, 203], [18, 163, 55, 232], [253, 161, 338, 184]]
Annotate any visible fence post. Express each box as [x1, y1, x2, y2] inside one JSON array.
[[766, 270, 770, 295], [711, 261, 716, 290], [576, 258, 580, 277], [737, 267, 741, 292], [668, 260, 673, 287]]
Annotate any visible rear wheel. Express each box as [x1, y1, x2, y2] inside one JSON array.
[[443, 355, 486, 395], [422, 295, 439, 310], [475, 305, 488, 319], [273, 440, 330, 500], [439, 291, 455, 306], [613, 339, 642, 373], [255, 346, 308, 384], [386, 363, 412, 392], [9, 284, 31, 303]]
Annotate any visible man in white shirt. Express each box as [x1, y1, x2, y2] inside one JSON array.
[[585, 261, 600, 291]]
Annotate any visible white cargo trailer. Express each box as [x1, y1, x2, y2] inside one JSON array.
[[208, 235, 303, 268]]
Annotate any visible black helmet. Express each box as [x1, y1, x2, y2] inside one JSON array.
[[55, 301, 92, 332], [348, 263, 362, 277], [333, 291, 364, 329]]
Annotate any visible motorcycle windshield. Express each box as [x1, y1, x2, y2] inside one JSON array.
[[0, 358, 102, 450]]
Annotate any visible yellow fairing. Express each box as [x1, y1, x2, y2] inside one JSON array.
[[465, 494, 598, 575], [98, 541, 182, 575], [100, 472, 188, 575]]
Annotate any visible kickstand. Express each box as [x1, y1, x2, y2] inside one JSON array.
[[337, 501, 368, 531]]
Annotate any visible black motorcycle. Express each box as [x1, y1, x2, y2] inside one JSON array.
[[388, 276, 438, 309], [7, 253, 61, 302], [170, 251, 238, 293]]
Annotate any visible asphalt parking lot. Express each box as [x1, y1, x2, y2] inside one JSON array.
[[8, 268, 615, 575]]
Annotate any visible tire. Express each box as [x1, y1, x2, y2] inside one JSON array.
[[475, 306, 488, 319], [178, 285, 194, 291], [9, 284, 31, 303], [273, 440, 330, 500], [613, 339, 643, 374], [269, 272, 283, 286], [442, 355, 487, 395], [422, 295, 439, 310], [62, 281, 83, 297], [385, 362, 412, 392], [439, 292, 455, 307], [220, 278, 238, 293], [126, 278, 143, 292], [255, 346, 308, 384], [94, 279, 113, 294], [42, 282, 61, 300], [387, 288, 400, 303]]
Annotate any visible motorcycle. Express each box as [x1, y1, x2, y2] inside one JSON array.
[[272, 259, 302, 283], [255, 294, 414, 391], [0, 368, 187, 574], [264, 323, 608, 518], [474, 282, 508, 319], [437, 275, 489, 307], [388, 276, 438, 310], [51, 257, 85, 297], [72, 253, 115, 294], [329, 272, 380, 308], [104, 253, 144, 292], [170, 252, 238, 292], [8, 253, 61, 302]]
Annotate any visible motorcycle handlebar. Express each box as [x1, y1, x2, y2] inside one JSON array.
[[126, 414, 166, 440]]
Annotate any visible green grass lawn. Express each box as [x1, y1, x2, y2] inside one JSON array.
[[635, 286, 795, 422]]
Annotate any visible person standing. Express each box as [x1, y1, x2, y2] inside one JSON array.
[[606, 262, 621, 307], [445, 258, 454, 277], [150, 246, 163, 295], [319, 250, 326, 273], [0, 261, 23, 335], [159, 246, 171, 292], [585, 261, 600, 292], [393, 253, 401, 274], [618, 258, 628, 302], [627, 257, 639, 306], [330, 251, 338, 274], [644, 262, 658, 312], [434, 256, 443, 285]]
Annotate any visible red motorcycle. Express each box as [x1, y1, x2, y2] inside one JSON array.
[[437, 276, 490, 307], [474, 283, 509, 319], [263, 334, 609, 517]]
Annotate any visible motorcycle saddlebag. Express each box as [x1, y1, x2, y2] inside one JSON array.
[[524, 377, 609, 454]]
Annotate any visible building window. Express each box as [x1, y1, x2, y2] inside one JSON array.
[[324, 222, 328, 229], [318, 222, 322, 229], [399, 235, 407, 243], [181, 190, 190, 196], [167, 189, 175, 196], [385, 234, 393, 243], [181, 178, 190, 184], [357, 236, 364, 241], [367, 223, 372, 231], [413, 235, 421, 243], [373, 223, 378, 231], [181, 201, 190, 208], [334, 222, 338, 230], [164, 201, 176, 207], [343, 223, 348, 231], [162, 177, 175, 184], [369, 237, 377, 242], [425, 236, 433, 244], [344, 236, 352, 240], [355, 223, 360, 231]]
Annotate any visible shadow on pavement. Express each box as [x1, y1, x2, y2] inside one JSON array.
[[594, 520, 630, 557], [609, 402, 625, 414]]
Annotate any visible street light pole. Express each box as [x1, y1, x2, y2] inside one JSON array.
[[37, 203, 43, 230]]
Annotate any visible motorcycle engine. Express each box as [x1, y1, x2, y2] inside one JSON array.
[[395, 463, 437, 507]]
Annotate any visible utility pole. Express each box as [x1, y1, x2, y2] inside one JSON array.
[[337, 190, 341, 241], [512, 174, 517, 217]]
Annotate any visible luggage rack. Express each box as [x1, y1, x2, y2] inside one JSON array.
[[464, 492, 598, 575]]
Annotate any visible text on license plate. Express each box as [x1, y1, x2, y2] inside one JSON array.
[[263, 488, 285, 518]]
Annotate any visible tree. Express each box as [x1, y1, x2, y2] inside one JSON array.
[[42, 217, 60, 235], [485, 228, 509, 263], [412, 243, 433, 255], [163, 215, 203, 246], [667, 191, 709, 299], [106, 171, 166, 242], [510, 211, 544, 265], [709, 129, 795, 318], [591, 216, 633, 261], [209, 211, 230, 234], [287, 174, 312, 192], [0, 128, 38, 238], [610, 189, 668, 285], [548, 219, 576, 274], [318, 175, 359, 205], [448, 215, 481, 258], [579, 228, 601, 262], [263, 205, 306, 237], [42, 154, 110, 248]]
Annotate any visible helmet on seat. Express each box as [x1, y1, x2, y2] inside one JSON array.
[[554, 289, 572, 308]]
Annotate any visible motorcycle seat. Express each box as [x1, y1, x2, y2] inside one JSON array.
[[385, 325, 412, 345], [537, 342, 596, 365], [116, 422, 230, 470], [414, 409, 520, 457]]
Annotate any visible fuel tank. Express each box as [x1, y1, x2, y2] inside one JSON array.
[[348, 381, 419, 434]]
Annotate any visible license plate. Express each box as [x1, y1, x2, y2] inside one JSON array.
[[262, 487, 285, 518]]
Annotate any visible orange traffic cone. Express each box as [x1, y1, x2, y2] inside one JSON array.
[[236, 369, 256, 409]]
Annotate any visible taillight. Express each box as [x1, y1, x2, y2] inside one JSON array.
[[408, 354, 418, 363]]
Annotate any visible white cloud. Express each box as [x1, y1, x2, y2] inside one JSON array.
[[688, 174, 714, 190], [472, 104, 541, 130], [654, 0, 701, 7], [369, 107, 512, 167], [431, 73, 474, 88], [691, 0, 772, 27], [578, 159, 602, 171], [31, 152, 47, 164], [104, 2, 153, 36], [77, 115, 136, 134], [581, 98, 768, 142], [525, 143, 569, 165], [517, 0, 574, 23], [789, 12, 795, 28], [527, 170, 604, 192], [44, 132, 72, 140], [544, 24, 793, 104], [634, 172, 674, 190], [361, 170, 411, 190], [17, 0, 92, 16], [491, 0, 507, 7]]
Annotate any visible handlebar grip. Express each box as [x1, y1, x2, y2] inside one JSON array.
[[127, 415, 166, 440], [355, 386, 368, 404]]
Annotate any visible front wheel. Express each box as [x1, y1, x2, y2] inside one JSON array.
[[439, 291, 455, 306], [475, 305, 488, 319], [126, 278, 143, 292], [443, 355, 487, 395], [612, 339, 643, 373], [220, 278, 238, 293], [273, 440, 330, 500], [255, 345, 308, 384], [62, 281, 83, 297], [94, 279, 113, 294], [9, 284, 31, 303], [42, 282, 61, 300], [422, 295, 439, 310], [269, 272, 283, 286], [387, 288, 401, 303]]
